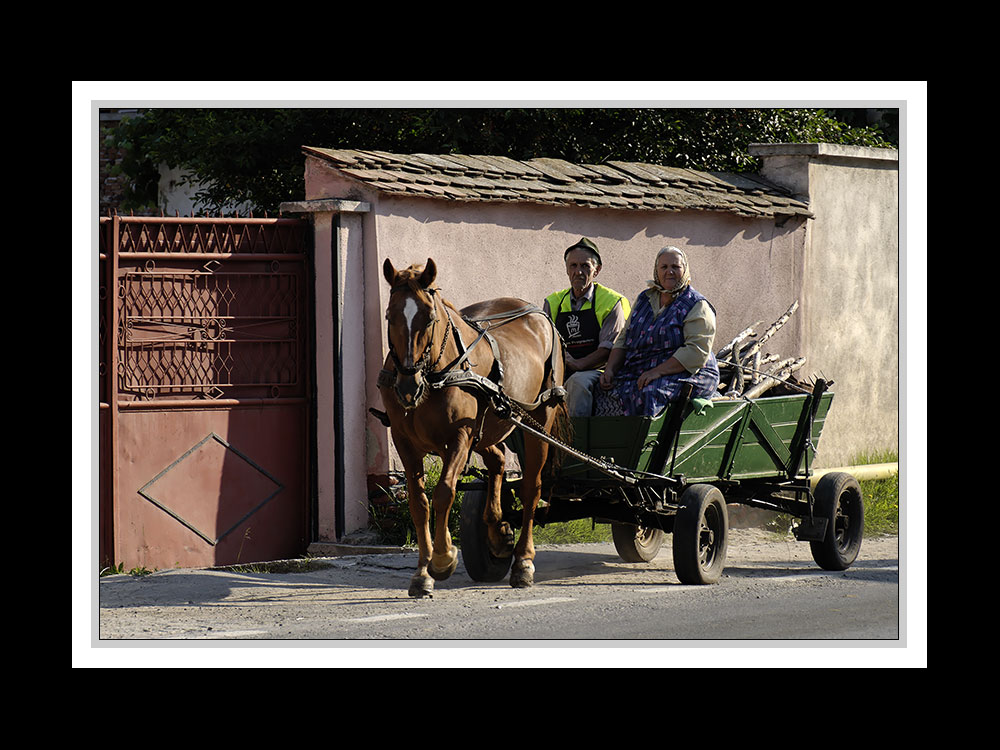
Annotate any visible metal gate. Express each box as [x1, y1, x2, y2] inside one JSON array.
[[99, 216, 313, 570]]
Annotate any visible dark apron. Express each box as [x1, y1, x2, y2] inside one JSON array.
[[554, 292, 602, 360]]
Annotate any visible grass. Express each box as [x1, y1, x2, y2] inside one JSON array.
[[100, 563, 154, 577], [369, 456, 613, 547], [373, 447, 900, 547], [765, 448, 899, 537], [852, 449, 899, 536]]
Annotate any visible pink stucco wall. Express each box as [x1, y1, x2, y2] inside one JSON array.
[[306, 156, 808, 496]]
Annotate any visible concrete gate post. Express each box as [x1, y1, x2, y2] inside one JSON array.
[[280, 199, 372, 542]]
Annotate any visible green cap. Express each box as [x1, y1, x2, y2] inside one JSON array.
[[564, 237, 602, 264]]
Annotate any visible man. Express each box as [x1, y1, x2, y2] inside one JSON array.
[[543, 238, 630, 417]]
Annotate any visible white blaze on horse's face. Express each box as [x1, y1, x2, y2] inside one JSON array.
[[396, 291, 433, 366], [403, 296, 419, 342]]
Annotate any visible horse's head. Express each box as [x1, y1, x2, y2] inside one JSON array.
[[382, 258, 442, 409]]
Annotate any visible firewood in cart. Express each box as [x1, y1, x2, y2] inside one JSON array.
[[736, 300, 799, 362], [714, 301, 806, 398], [742, 357, 806, 399], [750, 349, 762, 385], [716, 321, 762, 361]]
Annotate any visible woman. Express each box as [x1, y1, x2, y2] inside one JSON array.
[[598, 246, 720, 416]]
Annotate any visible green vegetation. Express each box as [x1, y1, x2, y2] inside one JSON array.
[[222, 559, 333, 575], [100, 563, 154, 577], [854, 449, 900, 536], [369, 455, 615, 547], [368, 457, 461, 548], [374, 447, 899, 548], [110, 108, 897, 216], [766, 449, 899, 537]]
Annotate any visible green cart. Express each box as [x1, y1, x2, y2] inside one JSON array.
[[460, 379, 864, 585]]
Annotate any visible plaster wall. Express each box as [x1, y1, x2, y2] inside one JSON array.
[[304, 157, 809, 490], [756, 144, 899, 466]]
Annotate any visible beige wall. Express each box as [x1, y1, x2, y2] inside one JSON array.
[[300, 145, 898, 539], [754, 144, 899, 466], [305, 158, 807, 480]]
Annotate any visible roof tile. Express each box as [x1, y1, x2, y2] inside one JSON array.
[[301, 147, 811, 219]]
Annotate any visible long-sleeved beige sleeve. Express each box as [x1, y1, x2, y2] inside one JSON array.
[[673, 300, 716, 373]]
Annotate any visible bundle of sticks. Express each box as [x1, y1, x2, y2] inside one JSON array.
[[714, 300, 826, 399]]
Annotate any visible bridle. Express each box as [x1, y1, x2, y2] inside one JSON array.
[[382, 281, 556, 414], [385, 285, 454, 407]]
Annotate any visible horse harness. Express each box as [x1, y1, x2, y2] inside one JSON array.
[[375, 286, 566, 424]]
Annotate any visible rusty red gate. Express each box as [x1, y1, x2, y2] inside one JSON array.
[[99, 216, 314, 570]]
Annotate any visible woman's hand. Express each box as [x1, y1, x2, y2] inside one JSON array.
[[637, 357, 684, 389], [636, 368, 660, 390]]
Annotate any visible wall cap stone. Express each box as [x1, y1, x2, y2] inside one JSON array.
[[279, 198, 372, 214], [749, 142, 898, 163]]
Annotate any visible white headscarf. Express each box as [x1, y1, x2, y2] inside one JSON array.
[[647, 246, 691, 297]]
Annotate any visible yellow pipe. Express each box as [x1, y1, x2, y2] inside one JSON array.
[[809, 463, 898, 488]]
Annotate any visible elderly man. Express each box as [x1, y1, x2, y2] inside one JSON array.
[[543, 238, 630, 416]]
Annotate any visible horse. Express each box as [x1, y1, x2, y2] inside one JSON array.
[[378, 257, 568, 597]]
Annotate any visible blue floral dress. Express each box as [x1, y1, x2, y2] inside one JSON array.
[[612, 286, 720, 416]]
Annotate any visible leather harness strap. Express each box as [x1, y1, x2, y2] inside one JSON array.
[[378, 301, 567, 414]]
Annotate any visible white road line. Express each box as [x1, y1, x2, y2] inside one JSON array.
[[494, 597, 575, 608], [192, 630, 270, 639], [344, 613, 429, 623]]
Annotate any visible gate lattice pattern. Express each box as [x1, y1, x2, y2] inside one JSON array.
[[104, 218, 310, 402], [119, 269, 302, 400]]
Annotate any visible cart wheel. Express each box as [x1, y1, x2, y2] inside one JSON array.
[[809, 472, 864, 571], [673, 484, 728, 585], [611, 522, 665, 562], [459, 489, 513, 582]]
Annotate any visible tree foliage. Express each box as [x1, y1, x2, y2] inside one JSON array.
[[109, 107, 896, 216]]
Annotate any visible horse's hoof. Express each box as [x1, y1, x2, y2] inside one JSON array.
[[488, 522, 515, 558], [408, 574, 434, 598], [510, 559, 535, 588], [428, 548, 458, 581]]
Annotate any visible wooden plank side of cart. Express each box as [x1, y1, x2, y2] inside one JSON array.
[[551, 390, 834, 483], [664, 392, 834, 482]]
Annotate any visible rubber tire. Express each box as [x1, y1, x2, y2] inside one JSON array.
[[459, 489, 513, 582], [611, 522, 665, 562], [673, 484, 729, 585], [809, 471, 864, 571]]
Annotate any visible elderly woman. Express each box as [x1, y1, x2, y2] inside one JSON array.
[[598, 246, 720, 416]]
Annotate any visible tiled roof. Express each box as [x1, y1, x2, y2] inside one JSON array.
[[302, 147, 812, 220]]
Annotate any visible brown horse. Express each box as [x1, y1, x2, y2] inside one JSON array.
[[379, 257, 567, 597]]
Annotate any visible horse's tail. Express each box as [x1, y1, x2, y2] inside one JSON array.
[[546, 399, 574, 472]]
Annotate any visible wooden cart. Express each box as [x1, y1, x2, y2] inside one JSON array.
[[459, 379, 864, 585]]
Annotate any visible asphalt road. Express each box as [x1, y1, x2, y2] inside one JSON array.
[[92, 529, 905, 664]]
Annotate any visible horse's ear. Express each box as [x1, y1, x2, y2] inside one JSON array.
[[419, 258, 437, 288], [383, 258, 397, 286]]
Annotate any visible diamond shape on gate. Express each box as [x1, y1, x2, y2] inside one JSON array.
[[137, 433, 284, 546]]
